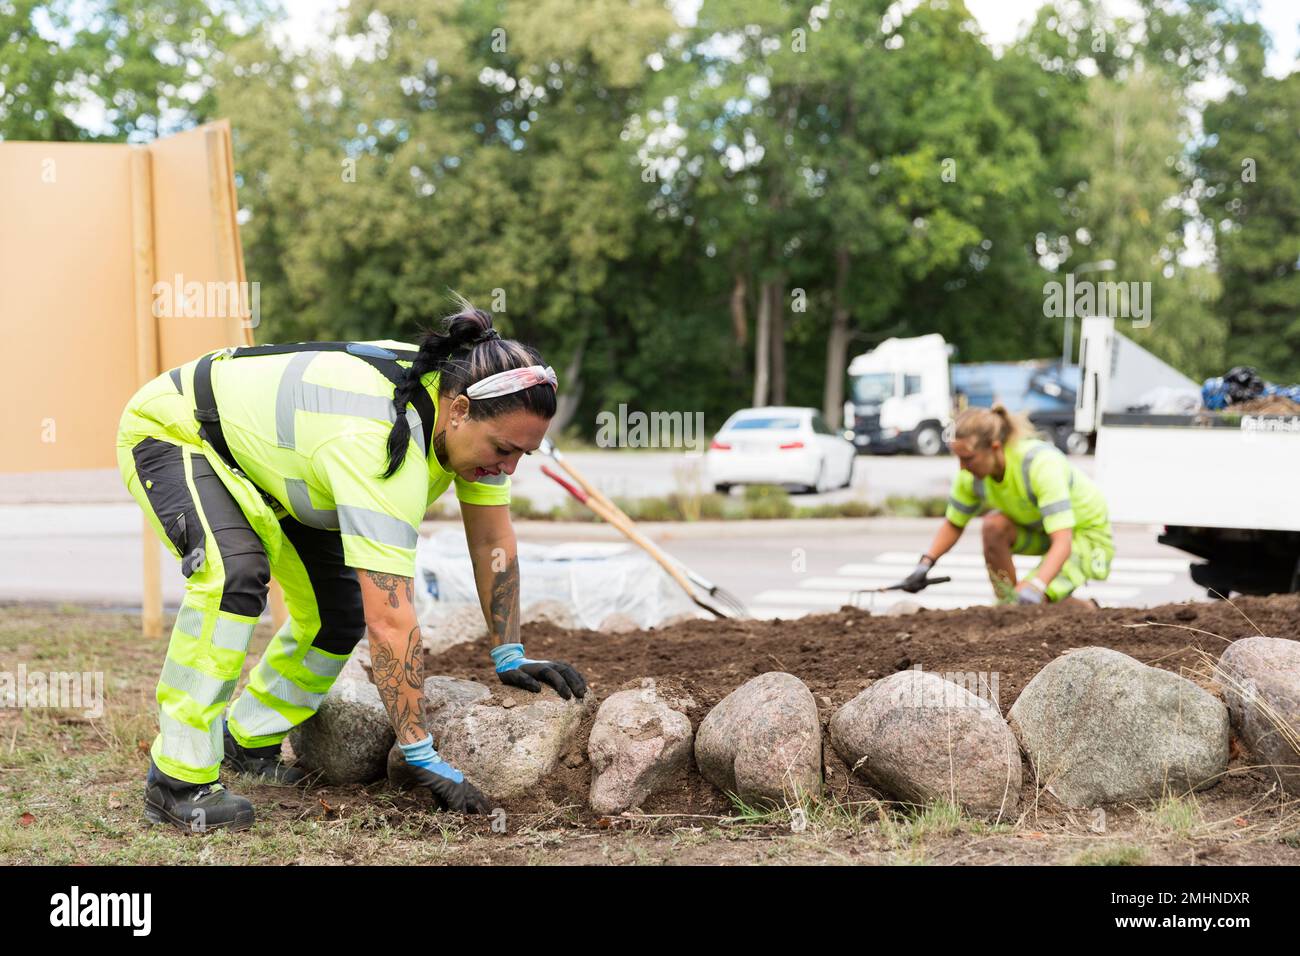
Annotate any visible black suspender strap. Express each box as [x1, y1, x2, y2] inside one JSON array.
[[225, 341, 420, 362], [191, 350, 282, 510], [190, 342, 436, 478], [192, 350, 239, 474]]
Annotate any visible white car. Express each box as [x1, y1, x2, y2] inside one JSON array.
[[705, 407, 856, 494]]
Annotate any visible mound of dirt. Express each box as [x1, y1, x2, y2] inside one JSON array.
[[424, 594, 1300, 816]]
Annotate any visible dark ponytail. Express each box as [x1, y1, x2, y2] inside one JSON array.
[[382, 295, 558, 478]]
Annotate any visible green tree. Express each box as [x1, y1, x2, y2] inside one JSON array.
[[1009, 0, 1264, 380], [1198, 70, 1300, 381], [218, 0, 677, 436], [0, 0, 263, 142], [1067, 67, 1226, 378], [649, 0, 1053, 426]]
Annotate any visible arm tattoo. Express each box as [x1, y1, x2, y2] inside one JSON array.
[[489, 554, 520, 645], [364, 570, 412, 609], [371, 624, 425, 743]]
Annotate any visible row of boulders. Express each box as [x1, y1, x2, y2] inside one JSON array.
[[288, 633, 1299, 819]]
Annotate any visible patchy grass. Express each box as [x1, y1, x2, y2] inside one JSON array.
[[875, 799, 1013, 849], [881, 494, 949, 518], [724, 788, 882, 838], [1147, 792, 1204, 838], [1075, 844, 1148, 866], [500, 488, 944, 523], [718, 790, 1016, 861]]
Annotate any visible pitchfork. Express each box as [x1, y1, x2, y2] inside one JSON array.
[[849, 574, 951, 611]]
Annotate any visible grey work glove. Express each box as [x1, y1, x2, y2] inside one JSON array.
[[900, 556, 936, 593]]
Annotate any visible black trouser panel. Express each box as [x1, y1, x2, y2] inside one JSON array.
[[278, 515, 366, 655], [131, 437, 270, 618]]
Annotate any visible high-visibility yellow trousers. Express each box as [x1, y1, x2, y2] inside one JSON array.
[[118, 365, 366, 785], [1005, 521, 1116, 603]]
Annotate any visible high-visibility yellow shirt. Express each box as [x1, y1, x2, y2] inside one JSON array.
[[944, 437, 1107, 535], [209, 340, 510, 576]]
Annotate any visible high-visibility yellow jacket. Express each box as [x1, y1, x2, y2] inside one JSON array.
[[132, 340, 510, 577], [943, 437, 1107, 536]]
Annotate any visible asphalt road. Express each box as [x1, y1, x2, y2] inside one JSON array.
[[636, 518, 1203, 618], [0, 506, 1203, 617]]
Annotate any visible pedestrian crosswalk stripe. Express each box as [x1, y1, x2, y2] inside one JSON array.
[[833, 563, 1174, 587], [745, 548, 1193, 619], [872, 551, 1191, 573], [799, 575, 1143, 599], [753, 580, 1142, 607]]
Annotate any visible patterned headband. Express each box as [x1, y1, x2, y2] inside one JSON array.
[[464, 365, 558, 400]]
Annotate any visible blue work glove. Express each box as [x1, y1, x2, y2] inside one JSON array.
[[399, 733, 492, 814], [490, 643, 588, 700], [1016, 580, 1046, 605]]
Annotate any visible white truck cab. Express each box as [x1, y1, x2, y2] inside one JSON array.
[[844, 334, 952, 455]]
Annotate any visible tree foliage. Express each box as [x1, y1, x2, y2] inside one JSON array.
[[5, 0, 1296, 432]]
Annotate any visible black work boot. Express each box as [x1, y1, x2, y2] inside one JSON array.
[[222, 718, 308, 786], [144, 761, 254, 833]]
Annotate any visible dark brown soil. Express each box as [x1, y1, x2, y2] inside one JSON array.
[[419, 593, 1300, 818]]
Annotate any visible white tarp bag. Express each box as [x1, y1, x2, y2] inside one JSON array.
[[413, 529, 696, 631]]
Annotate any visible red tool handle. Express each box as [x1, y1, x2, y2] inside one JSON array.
[[541, 464, 589, 504]]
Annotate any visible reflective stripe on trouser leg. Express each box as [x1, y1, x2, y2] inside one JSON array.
[[119, 434, 268, 784], [152, 604, 257, 782], [146, 459, 262, 784], [227, 526, 358, 749], [148, 443, 264, 782], [227, 618, 344, 746]]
